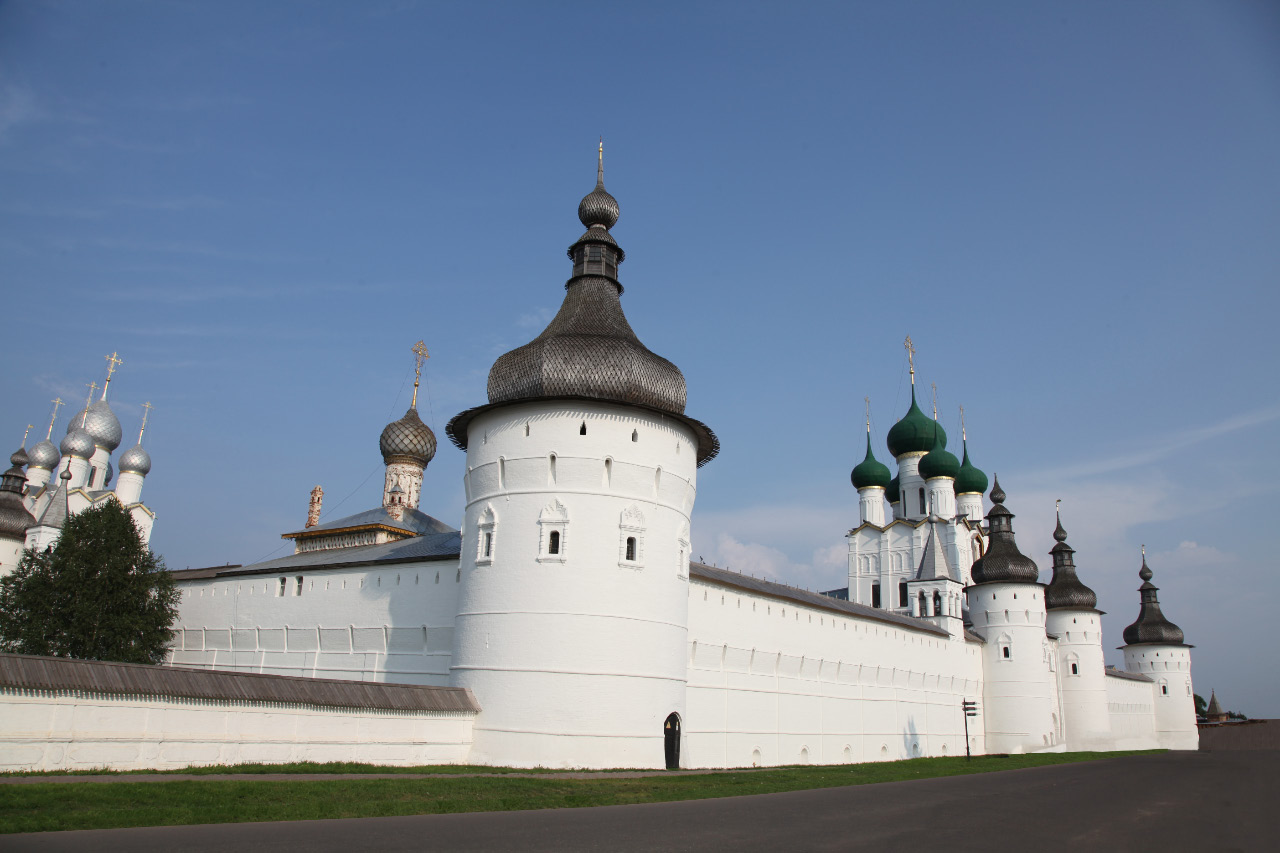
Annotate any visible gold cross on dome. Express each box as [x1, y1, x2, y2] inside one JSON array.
[[904, 335, 916, 384], [101, 352, 123, 399], [959, 404, 967, 441], [864, 396, 871, 432], [21, 424, 33, 447], [931, 382, 938, 419], [410, 340, 429, 409], [47, 398, 64, 438], [138, 401, 153, 443], [81, 382, 98, 427]]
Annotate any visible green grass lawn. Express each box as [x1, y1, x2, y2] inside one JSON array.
[[0, 751, 1160, 834]]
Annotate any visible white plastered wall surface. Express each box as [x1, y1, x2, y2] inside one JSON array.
[[167, 559, 462, 686], [683, 576, 986, 769], [0, 689, 476, 771]]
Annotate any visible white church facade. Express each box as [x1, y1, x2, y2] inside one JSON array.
[[0, 153, 1197, 771]]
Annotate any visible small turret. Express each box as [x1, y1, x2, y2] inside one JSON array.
[[1122, 550, 1184, 645], [969, 477, 1038, 585], [1045, 508, 1097, 610]]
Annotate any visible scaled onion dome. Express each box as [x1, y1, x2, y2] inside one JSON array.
[[1122, 553, 1185, 645], [66, 400, 122, 452], [886, 387, 946, 458], [1045, 512, 1097, 610], [886, 475, 900, 505], [969, 476, 1039, 584], [918, 424, 960, 480], [446, 149, 719, 466], [60, 429, 95, 460], [850, 433, 891, 490], [954, 440, 988, 496], [27, 439, 59, 471], [380, 407, 437, 467], [11, 447, 28, 469], [0, 464, 36, 539], [118, 444, 152, 477]]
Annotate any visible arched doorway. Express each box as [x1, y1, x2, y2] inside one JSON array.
[[663, 713, 681, 770]]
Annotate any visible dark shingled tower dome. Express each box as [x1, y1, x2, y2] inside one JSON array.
[[1045, 510, 1098, 610], [1122, 551, 1186, 645], [0, 458, 36, 541], [447, 146, 718, 465], [969, 476, 1039, 584]]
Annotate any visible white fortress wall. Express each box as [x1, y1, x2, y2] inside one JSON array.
[[168, 558, 462, 686], [1103, 671, 1160, 749], [683, 574, 985, 769], [0, 690, 476, 772]]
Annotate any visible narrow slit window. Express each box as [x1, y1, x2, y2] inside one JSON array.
[[918, 488, 926, 515], [484, 531, 493, 558], [632, 429, 638, 442], [580, 422, 587, 435], [1002, 646, 1010, 659], [1071, 663, 1078, 675], [626, 536, 637, 561], [872, 583, 881, 609], [549, 530, 560, 555], [278, 577, 287, 597], [295, 576, 304, 596]]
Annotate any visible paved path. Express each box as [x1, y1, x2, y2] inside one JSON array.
[[4, 750, 1271, 852]]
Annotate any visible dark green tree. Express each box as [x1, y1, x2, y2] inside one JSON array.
[[0, 498, 179, 664], [1194, 693, 1207, 716]]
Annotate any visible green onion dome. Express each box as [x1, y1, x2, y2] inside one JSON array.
[[851, 433, 891, 490], [886, 386, 946, 458], [886, 474, 900, 504], [918, 424, 960, 480], [954, 440, 988, 495]]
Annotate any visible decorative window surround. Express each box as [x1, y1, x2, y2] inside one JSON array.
[[537, 499, 569, 564], [476, 505, 497, 566], [619, 504, 646, 570]]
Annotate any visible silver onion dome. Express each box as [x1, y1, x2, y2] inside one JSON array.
[[379, 408, 437, 466], [66, 400, 122, 452], [27, 439, 59, 470], [60, 429, 95, 459], [118, 444, 152, 476], [578, 182, 620, 230]]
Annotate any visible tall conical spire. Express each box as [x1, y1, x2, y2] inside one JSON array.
[[969, 475, 1039, 584], [1045, 503, 1098, 609], [1123, 547, 1185, 645]]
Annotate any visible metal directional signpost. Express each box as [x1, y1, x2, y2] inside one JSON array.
[[962, 700, 978, 760]]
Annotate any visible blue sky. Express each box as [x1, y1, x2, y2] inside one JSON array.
[[2, 1, 1277, 714]]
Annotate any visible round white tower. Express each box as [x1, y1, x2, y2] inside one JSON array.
[[445, 149, 718, 769], [965, 478, 1060, 753], [1120, 549, 1198, 750], [1043, 509, 1110, 749]]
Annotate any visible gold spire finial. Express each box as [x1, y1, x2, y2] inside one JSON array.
[[959, 404, 966, 441], [410, 340, 429, 409], [863, 396, 871, 433], [46, 398, 63, 439], [80, 382, 98, 427], [930, 382, 938, 419], [597, 136, 604, 185], [1141, 543, 1146, 557], [904, 335, 916, 385], [138, 401, 153, 444], [1055, 498, 1061, 515], [101, 351, 123, 400], [21, 424, 33, 448]]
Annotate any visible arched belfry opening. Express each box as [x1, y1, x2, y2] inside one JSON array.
[[663, 712, 681, 770]]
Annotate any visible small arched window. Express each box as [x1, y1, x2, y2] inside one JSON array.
[[626, 536, 636, 561], [579, 422, 587, 435], [549, 531, 560, 555], [1071, 663, 1078, 675], [632, 429, 639, 442], [933, 590, 942, 615], [898, 581, 908, 607], [918, 488, 926, 515], [1002, 646, 1010, 659]]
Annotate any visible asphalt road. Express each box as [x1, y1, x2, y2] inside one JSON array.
[[5, 750, 1270, 852]]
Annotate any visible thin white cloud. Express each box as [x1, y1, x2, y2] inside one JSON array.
[[1030, 403, 1280, 481]]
